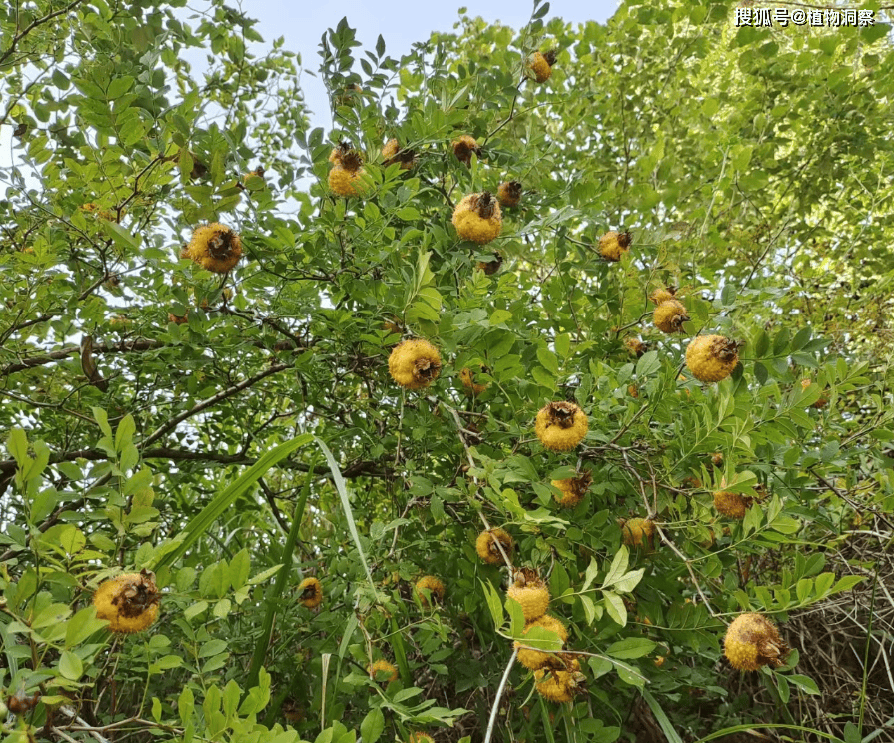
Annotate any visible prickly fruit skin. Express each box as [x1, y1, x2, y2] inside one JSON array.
[[653, 300, 690, 333], [497, 181, 522, 207], [514, 614, 568, 669], [186, 223, 243, 274], [551, 471, 591, 508], [297, 577, 323, 608], [713, 490, 750, 519], [624, 338, 647, 357], [685, 335, 739, 383], [621, 518, 655, 548], [533, 664, 583, 703], [382, 138, 415, 170], [529, 51, 555, 83], [507, 583, 550, 622], [649, 287, 677, 305], [475, 528, 514, 564], [452, 135, 480, 166], [452, 193, 502, 244], [388, 339, 442, 389], [599, 231, 631, 261], [534, 402, 588, 452], [328, 164, 369, 197], [368, 659, 399, 682], [724, 613, 790, 671], [415, 575, 445, 606]]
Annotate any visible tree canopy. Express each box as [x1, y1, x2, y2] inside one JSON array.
[[1, 1, 893, 743]]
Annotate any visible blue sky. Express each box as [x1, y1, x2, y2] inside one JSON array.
[[240, 0, 620, 127]]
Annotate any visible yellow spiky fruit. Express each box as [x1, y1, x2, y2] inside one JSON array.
[[713, 490, 750, 519], [648, 287, 677, 305], [685, 335, 739, 382], [550, 470, 591, 508], [653, 300, 690, 333], [514, 615, 568, 670], [415, 575, 445, 606], [621, 518, 655, 548], [297, 577, 323, 608], [624, 337, 648, 357], [507, 571, 550, 622], [452, 192, 502, 244], [388, 339, 442, 389], [475, 528, 514, 564], [382, 138, 415, 170], [598, 230, 631, 261], [724, 613, 790, 671], [328, 164, 369, 196], [368, 659, 399, 682], [497, 181, 522, 207], [185, 223, 243, 274], [528, 50, 557, 83], [94, 570, 160, 633], [534, 401, 588, 452], [533, 660, 584, 703]]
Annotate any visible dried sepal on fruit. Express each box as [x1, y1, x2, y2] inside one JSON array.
[[328, 142, 369, 196], [497, 181, 522, 208], [713, 490, 751, 519], [451, 135, 481, 166], [184, 223, 243, 274], [297, 577, 323, 608], [724, 613, 790, 671], [475, 527, 514, 564], [507, 568, 550, 622], [598, 230, 631, 261], [685, 335, 740, 383], [415, 575, 445, 606], [452, 192, 502, 244], [653, 300, 690, 333], [620, 517, 656, 549], [534, 401, 588, 452], [528, 50, 558, 83], [382, 138, 416, 170], [551, 470, 592, 508], [94, 569, 161, 633], [514, 614, 568, 670], [368, 659, 399, 682], [388, 339, 442, 389], [459, 365, 489, 396], [476, 252, 503, 275]]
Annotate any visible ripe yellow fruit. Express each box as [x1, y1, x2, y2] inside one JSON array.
[[388, 339, 442, 389], [475, 253, 503, 275], [528, 50, 557, 83], [368, 659, 399, 682], [475, 528, 514, 564], [297, 577, 323, 608], [724, 613, 790, 671], [598, 230, 631, 261], [648, 287, 677, 305], [185, 223, 243, 274], [624, 337, 648, 357], [452, 192, 502, 244], [382, 138, 415, 170], [514, 614, 568, 670], [94, 570, 160, 633], [459, 366, 489, 395], [653, 300, 690, 333], [685, 335, 740, 383], [534, 401, 588, 452], [507, 569, 550, 621], [713, 490, 750, 519], [451, 135, 481, 166], [621, 518, 655, 549], [550, 470, 591, 508], [533, 659, 584, 703], [497, 181, 522, 207], [415, 575, 445, 606], [328, 164, 369, 197]]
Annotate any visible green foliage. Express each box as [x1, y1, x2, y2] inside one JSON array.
[[1, 1, 893, 742]]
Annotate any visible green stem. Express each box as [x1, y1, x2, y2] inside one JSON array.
[[246, 461, 317, 693]]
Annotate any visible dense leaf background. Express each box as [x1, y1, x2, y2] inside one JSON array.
[[1, 1, 893, 742]]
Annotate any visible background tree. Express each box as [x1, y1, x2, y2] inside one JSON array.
[[1, 1, 893, 742]]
